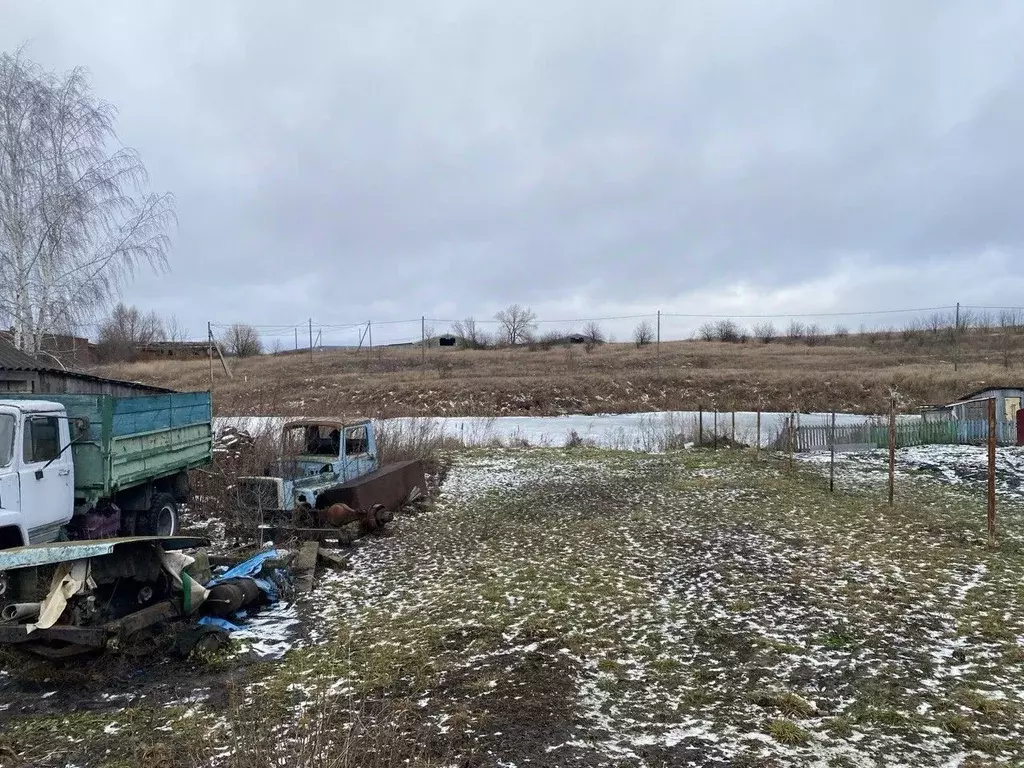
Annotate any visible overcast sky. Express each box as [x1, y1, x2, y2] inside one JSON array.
[[3, 1, 1024, 345]]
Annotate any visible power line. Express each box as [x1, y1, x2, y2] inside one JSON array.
[[661, 305, 957, 319]]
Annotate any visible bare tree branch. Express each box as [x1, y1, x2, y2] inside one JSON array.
[[0, 45, 175, 351]]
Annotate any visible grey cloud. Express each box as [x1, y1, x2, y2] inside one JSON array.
[[2, 0, 1024, 343]]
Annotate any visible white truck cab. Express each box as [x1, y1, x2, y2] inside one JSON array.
[[0, 401, 74, 548]]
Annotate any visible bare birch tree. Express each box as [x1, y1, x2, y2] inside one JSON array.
[[0, 46, 175, 352]]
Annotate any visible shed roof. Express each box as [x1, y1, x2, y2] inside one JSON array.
[[0, 340, 51, 372], [952, 385, 1024, 404], [0, 339, 173, 394]]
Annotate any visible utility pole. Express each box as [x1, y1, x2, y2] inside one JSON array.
[[294, 326, 298, 351], [368, 320, 373, 353], [421, 316, 426, 365], [309, 318, 313, 364], [954, 302, 961, 372], [207, 322, 213, 389], [656, 310, 661, 373]]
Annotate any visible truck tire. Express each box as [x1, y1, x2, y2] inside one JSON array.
[[142, 493, 180, 537]]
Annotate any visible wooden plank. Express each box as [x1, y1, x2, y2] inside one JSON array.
[[317, 549, 353, 570], [294, 541, 319, 594]]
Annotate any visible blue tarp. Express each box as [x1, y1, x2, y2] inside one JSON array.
[[197, 547, 289, 633]]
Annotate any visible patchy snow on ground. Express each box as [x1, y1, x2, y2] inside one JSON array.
[[799, 443, 1024, 502], [232, 448, 1024, 766], [6, 444, 1024, 767]]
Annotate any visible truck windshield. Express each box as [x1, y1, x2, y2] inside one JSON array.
[[0, 414, 14, 467], [283, 425, 340, 457]]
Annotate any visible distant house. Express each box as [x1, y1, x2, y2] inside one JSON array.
[[0, 340, 173, 397], [136, 341, 210, 361], [921, 386, 1024, 424]]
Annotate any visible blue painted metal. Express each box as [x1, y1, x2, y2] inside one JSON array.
[[0, 535, 209, 571], [0, 392, 213, 504], [266, 420, 380, 511]]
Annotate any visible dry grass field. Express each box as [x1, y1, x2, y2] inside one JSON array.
[[92, 329, 1024, 417]]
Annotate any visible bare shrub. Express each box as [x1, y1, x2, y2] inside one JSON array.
[[975, 311, 994, 332], [582, 320, 605, 345], [494, 304, 537, 345], [901, 319, 921, 343], [786, 321, 805, 343], [753, 322, 776, 344], [451, 317, 488, 349], [833, 324, 849, 340], [1000, 308, 1023, 331], [715, 319, 741, 343], [697, 322, 717, 342], [804, 323, 823, 346], [956, 307, 975, 332], [925, 312, 945, 336], [221, 323, 264, 357], [634, 320, 655, 347], [860, 324, 880, 344], [537, 329, 565, 350]]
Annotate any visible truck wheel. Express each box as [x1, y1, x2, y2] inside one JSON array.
[[143, 493, 180, 537]]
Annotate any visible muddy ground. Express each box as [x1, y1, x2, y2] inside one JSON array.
[[1, 447, 1024, 767]]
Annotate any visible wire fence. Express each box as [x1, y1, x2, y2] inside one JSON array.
[[21, 301, 1024, 362], [191, 302, 1024, 352]]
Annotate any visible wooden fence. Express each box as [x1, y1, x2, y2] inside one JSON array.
[[783, 418, 1017, 453]]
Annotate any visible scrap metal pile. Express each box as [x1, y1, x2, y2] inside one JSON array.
[[0, 537, 311, 659]]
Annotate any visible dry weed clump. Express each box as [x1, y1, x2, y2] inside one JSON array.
[[196, 683, 449, 768]]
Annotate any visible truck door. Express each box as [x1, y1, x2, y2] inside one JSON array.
[[19, 412, 73, 543], [341, 424, 375, 481], [0, 408, 22, 544]]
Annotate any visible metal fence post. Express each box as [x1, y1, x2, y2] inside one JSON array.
[[988, 397, 998, 548], [888, 397, 896, 506], [756, 409, 761, 459], [829, 412, 836, 493]]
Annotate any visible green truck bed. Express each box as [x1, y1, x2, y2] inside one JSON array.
[[4, 391, 213, 504]]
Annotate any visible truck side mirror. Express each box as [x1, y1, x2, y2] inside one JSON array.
[[34, 469, 43, 480]]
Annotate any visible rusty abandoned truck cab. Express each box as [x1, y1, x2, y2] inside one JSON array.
[[235, 418, 427, 537], [238, 419, 378, 513]]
